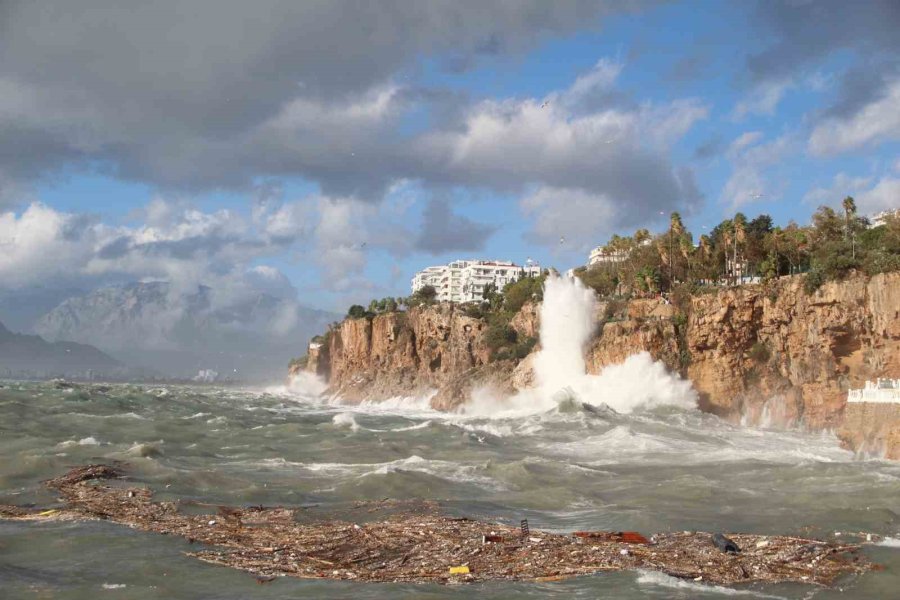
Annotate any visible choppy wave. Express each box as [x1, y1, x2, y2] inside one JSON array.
[[636, 570, 788, 598]]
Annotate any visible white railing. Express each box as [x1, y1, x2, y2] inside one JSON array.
[[847, 379, 900, 404]]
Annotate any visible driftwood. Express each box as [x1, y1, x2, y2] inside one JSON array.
[[0, 464, 874, 586]]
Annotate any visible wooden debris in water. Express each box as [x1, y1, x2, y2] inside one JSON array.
[[0, 464, 876, 587]]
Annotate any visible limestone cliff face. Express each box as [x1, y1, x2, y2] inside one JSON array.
[[582, 272, 900, 457], [291, 303, 517, 409], [292, 272, 900, 457], [684, 272, 899, 430]]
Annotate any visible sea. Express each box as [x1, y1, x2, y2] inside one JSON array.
[[1, 379, 899, 599]]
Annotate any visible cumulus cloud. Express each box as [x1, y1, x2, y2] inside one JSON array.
[[521, 186, 618, 251], [744, 1, 900, 155], [803, 173, 873, 207], [858, 177, 900, 214], [0, 200, 286, 297], [804, 172, 900, 215], [748, 1, 899, 83], [412, 59, 706, 246], [808, 79, 900, 156], [732, 80, 793, 119], [720, 133, 793, 210]]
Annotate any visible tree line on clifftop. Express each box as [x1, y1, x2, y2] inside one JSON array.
[[576, 199, 899, 299], [293, 200, 899, 368]]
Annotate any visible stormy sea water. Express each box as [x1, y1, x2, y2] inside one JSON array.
[[2, 278, 899, 599]]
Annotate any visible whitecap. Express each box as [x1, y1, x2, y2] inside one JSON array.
[[636, 570, 788, 598], [332, 412, 360, 432], [57, 436, 102, 448]]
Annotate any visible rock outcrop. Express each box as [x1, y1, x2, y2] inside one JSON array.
[[292, 272, 900, 458], [294, 304, 518, 409]]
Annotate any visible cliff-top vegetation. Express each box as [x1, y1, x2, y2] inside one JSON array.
[[576, 200, 899, 300]]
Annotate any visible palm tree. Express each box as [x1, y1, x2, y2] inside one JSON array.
[[668, 212, 685, 284], [697, 234, 712, 282], [733, 213, 748, 283], [720, 220, 734, 284], [679, 234, 694, 282], [842, 196, 857, 258]]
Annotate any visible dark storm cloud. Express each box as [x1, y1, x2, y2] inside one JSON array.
[[0, 0, 649, 195], [747, 1, 900, 83], [747, 0, 900, 118], [415, 199, 497, 254], [823, 61, 899, 120]]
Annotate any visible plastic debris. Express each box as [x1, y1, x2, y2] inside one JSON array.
[[0, 464, 876, 587], [573, 531, 650, 544], [449, 566, 470, 575], [521, 519, 530, 538]]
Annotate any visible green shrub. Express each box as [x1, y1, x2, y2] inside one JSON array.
[[749, 341, 770, 363], [804, 269, 825, 294], [575, 267, 617, 297], [503, 274, 546, 313], [485, 323, 517, 350], [347, 304, 367, 319], [603, 299, 627, 321]]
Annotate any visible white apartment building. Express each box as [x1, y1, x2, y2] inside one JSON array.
[[588, 238, 651, 266], [411, 259, 541, 303], [870, 209, 899, 228], [588, 246, 629, 265]]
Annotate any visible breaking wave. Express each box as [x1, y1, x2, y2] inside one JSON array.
[[463, 275, 697, 417]]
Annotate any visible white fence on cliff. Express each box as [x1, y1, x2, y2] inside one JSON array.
[[847, 379, 900, 404]]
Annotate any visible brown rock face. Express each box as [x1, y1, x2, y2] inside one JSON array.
[[838, 403, 900, 460], [296, 303, 507, 409], [684, 273, 900, 429]]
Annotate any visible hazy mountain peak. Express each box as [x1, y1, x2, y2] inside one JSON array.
[[34, 281, 337, 381]]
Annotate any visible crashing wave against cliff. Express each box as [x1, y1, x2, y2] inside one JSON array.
[[291, 272, 900, 458]]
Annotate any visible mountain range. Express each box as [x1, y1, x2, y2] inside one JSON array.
[[0, 320, 122, 377], [32, 282, 337, 382]]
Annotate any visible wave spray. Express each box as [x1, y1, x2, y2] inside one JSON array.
[[467, 274, 697, 415]]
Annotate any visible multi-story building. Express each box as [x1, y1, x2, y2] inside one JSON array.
[[588, 246, 629, 266], [410, 259, 541, 303], [870, 209, 899, 228], [588, 238, 651, 267]]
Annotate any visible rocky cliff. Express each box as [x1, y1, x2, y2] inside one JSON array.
[[293, 272, 900, 457], [298, 303, 522, 409]]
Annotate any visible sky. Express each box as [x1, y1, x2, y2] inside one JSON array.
[[0, 0, 898, 314]]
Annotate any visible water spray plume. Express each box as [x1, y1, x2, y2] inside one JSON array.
[[467, 274, 697, 415]]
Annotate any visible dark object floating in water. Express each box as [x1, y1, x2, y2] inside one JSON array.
[[712, 533, 741, 554], [0, 464, 875, 587]]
